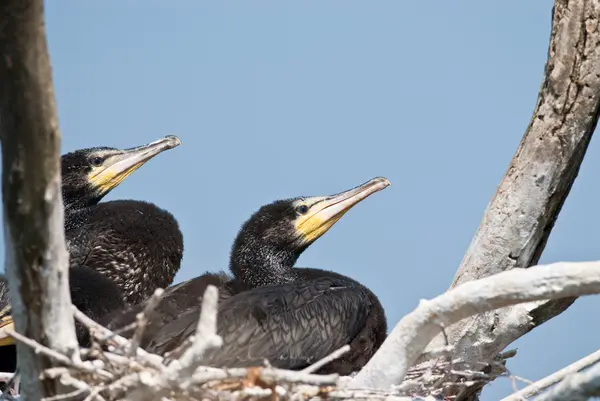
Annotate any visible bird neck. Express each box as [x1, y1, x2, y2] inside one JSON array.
[[64, 205, 94, 232], [229, 241, 301, 289]]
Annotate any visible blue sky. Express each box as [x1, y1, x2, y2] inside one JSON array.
[[4, 1, 599, 399]]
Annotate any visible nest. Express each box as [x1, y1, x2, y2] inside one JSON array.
[[0, 288, 513, 401]]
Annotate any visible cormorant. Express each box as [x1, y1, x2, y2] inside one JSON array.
[[101, 177, 390, 375], [0, 267, 127, 373], [61, 135, 184, 304]]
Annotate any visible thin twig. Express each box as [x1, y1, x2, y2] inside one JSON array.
[[166, 285, 223, 380], [301, 345, 351, 374], [192, 366, 339, 386], [7, 330, 112, 380], [72, 306, 164, 369], [128, 288, 164, 357], [502, 348, 600, 401]]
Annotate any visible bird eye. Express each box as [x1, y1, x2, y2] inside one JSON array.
[[296, 204, 309, 215], [90, 156, 104, 167]]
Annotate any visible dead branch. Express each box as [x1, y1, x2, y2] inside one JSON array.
[[121, 285, 223, 401], [502, 348, 600, 401], [418, 0, 600, 398], [127, 288, 164, 357], [532, 361, 600, 401], [0, 0, 80, 398], [301, 345, 351, 374], [350, 260, 600, 389], [73, 307, 164, 369]]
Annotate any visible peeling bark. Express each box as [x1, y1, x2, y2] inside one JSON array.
[[0, 0, 80, 399], [420, 1, 600, 399]]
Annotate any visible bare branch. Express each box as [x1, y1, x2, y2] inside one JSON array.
[[0, 0, 79, 398], [72, 307, 164, 369], [417, 0, 600, 398], [166, 284, 222, 381], [533, 361, 600, 401], [502, 348, 600, 401], [127, 288, 164, 357], [350, 260, 600, 389], [7, 330, 112, 380], [301, 345, 351, 374]]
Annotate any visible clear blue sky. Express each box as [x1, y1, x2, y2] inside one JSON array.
[[4, 1, 599, 399]]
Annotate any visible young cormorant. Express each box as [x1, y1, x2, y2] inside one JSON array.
[[0, 267, 127, 373], [61, 135, 184, 304], [100, 177, 390, 375]]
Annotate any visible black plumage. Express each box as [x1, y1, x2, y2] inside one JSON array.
[[61, 135, 184, 303], [0, 136, 183, 375], [102, 177, 390, 375]]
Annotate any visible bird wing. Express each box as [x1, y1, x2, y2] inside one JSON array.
[[149, 277, 371, 370]]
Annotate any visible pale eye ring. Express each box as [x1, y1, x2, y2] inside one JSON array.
[[90, 156, 104, 167], [296, 205, 309, 215]]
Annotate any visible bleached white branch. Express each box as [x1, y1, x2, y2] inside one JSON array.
[[128, 288, 164, 357], [301, 345, 351, 374], [502, 348, 600, 401], [165, 284, 222, 384], [121, 285, 223, 401], [7, 330, 112, 380], [72, 306, 164, 369], [533, 361, 600, 401], [350, 260, 600, 390]]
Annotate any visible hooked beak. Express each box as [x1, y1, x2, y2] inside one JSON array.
[[295, 177, 391, 244], [89, 135, 182, 195], [0, 315, 15, 347]]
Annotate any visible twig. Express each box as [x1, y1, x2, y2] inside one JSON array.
[[351, 260, 600, 390], [533, 360, 600, 401], [502, 348, 600, 401], [7, 330, 112, 380], [165, 285, 222, 381], [301, 345, 351, 374], [72, 306, 164, 369], [192, 367, 339, 386], [128, 288, 164, 357]]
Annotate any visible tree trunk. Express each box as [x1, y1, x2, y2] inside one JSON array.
[[0, 0, 80, 399], [424, 0, 600, 398]]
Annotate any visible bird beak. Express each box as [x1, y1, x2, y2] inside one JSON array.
[[0, 315, 15, 347], [295, 176, 391, 244], [89, 135, 182, 195]]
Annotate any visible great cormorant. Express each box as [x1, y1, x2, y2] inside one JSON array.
[[61, 135, 184, 303], [0, 267, 127, 373], [100, 177, 390, 375]]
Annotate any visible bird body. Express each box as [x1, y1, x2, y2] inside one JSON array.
[[66, 199, 183, 303], [102, 177, 390, 375], [60, 135, 183, 303]]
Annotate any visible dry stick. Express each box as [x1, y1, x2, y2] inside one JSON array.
[[72, 306, 164, 369], [121, 285, 223, 401], [128, 288, 164, 357], [301, 345, 351, 374], [7, 330, 113, 380], [165, 285, 223, 383], [502, 348, 600, 401], [191, 367, 339, 387], [533, 361, 600, 401], [350, 260, 600, 389]]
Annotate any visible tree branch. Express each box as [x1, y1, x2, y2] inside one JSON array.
[[533, 361, 600, 401], [0, 0, 79, 398], [418, 0, 600, 398], [349, 260, 600, 390], [501, 348, 600, 401]]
